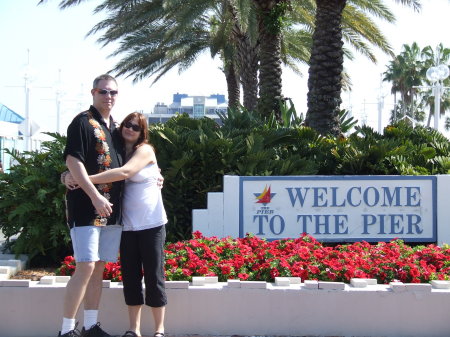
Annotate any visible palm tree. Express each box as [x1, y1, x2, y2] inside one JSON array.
[[421, 44, 450, 128], [305, 0, 422, 136], [250, 0, 290, 119], [383, 42, 424, 121], [226, 0, 259, 111], [304, 0, 346, 136], [383, 43, 450, 127], [41, 0, 421, 123]]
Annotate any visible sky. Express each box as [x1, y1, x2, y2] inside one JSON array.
[[0, 0, 449, 137]]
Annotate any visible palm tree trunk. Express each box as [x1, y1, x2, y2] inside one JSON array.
[[228, 1, 259, 111], [224, 59, 240, 110], [305, 0, 346, 136], [254, 0, 283, 119], [239, 36, 259, 112]]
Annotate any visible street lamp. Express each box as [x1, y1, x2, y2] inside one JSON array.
[[53, 69, 65, 134], [426, 63, 450, 131], [22, 49, 35, 152]]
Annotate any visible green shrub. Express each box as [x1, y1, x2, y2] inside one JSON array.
[[0, 133, 70, 266], [3, 111, 450, 260]]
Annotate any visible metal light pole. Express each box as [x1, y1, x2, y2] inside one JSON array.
[[54, 69, 64, 134], [23, 49, 35, 152], [426, 64, 450, 131]]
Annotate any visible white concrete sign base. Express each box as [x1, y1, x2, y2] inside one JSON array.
[[193, 175, 450, 245]]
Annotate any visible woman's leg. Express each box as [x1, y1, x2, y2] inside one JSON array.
[[138, 226, 167, 333], [127, 305, 143, 336], [120, 231, 144, 335], [151, 306, 165, 334]]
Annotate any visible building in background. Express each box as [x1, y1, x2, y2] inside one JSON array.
[[148, 93, 228, 124], [0, 103, 24, 172], [0, 103, 43, 172]]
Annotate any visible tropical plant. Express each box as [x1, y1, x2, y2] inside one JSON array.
[[305, 0, 346, 136], [306, 0, 421, 136], [384, 43, 450, 127], [420, 44, 450, 128], [339, 109, 358, 134], [383, 42, 427, 122], [0, 133, 70, 266], [40, 0, 417, 124]]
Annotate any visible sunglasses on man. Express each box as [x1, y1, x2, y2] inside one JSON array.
[[95, 89, 119, 96]]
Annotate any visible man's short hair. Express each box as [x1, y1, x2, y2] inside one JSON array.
[[93, 74, 117, 89]]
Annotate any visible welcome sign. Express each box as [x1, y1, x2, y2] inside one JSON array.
[[239, 176, 436, 242], [193, 175, 447, 243]]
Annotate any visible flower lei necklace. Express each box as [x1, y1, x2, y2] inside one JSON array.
[[88, 114, 113, 226]]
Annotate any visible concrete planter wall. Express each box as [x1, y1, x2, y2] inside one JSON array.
[[1, 277, 450, 337]]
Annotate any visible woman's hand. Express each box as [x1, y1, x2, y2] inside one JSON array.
[[61, 171, 80, 190]]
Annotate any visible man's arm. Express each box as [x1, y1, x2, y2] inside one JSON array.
[[66, 155, 113, 217]]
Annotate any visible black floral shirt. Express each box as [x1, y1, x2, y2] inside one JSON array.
[[63, 106, 124, 228]]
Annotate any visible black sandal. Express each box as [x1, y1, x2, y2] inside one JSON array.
[[122, 331, 139, 337], [154, 332, 165, 337]]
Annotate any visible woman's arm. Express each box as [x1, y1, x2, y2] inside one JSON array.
[[90, 144, 156, 184]]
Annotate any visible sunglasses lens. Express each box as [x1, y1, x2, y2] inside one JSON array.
[[125, 122, 140, 132], [97, 89, 118, 96]]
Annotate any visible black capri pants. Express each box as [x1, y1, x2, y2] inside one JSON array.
[[120, 225, 167, 307]]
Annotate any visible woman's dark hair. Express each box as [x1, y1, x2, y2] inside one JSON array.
[[119, 112, 149, 150]]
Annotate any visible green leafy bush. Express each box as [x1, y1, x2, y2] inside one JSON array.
[[149, 113, 320, 242], [3, 110, 450, 261], [0, 133, 70, 266]]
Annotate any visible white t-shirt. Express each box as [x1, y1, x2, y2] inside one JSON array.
[[122, 162, 168, 231]]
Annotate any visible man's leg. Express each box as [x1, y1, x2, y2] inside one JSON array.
[[59, 226, 101, 336], [83, 261, 106, 310], [82, 261, 106, 330], [81, 225, 122, 337], [63, 262, 96, 318]]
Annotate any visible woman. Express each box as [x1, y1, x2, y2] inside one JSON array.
[[66, 112, 167, 337]]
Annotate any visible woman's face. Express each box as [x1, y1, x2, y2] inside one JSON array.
[[121, 116, 141, 145]]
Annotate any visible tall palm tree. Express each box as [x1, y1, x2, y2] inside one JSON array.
[[383, 43, 450, 126], [304, 0, 346, 136], [420, 44, 450, 127], [383, 42, 424, 121], [305, 0, 421, 136], [251, 0, 290, 118], [41, 0, 421, 123], [226, 0, 259, 111]]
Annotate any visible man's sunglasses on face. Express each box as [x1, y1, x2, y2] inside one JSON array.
[[95, 89, 118, 96]]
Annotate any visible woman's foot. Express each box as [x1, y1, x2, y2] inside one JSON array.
[[154, 332, 165, 337], [121, 331, 139, 337]]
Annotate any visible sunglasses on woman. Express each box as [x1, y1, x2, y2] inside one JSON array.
[[124, 121, 141, 132]]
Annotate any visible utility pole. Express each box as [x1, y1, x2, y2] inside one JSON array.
[[23, 49, 33, 151], [55, 69, 64, 134]]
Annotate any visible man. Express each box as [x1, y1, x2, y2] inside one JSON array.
[[59, 74, 124, 337]]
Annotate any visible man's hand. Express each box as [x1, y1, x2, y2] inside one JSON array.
[[157, 169, 164, 189], [92, 194, 113, 218]]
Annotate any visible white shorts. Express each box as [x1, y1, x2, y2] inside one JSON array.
[[70, 225, 122, 263]]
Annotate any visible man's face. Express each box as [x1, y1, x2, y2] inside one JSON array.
[[91, 79, 118, 114]]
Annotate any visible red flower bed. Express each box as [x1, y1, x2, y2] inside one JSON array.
[[57, 231, 450, 284]]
